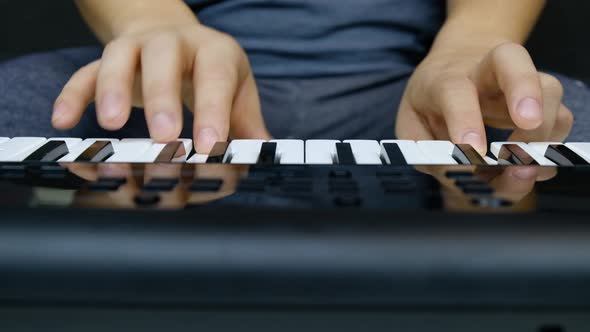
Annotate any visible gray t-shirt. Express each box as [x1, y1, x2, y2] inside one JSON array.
[[185, 0, 445, 77]]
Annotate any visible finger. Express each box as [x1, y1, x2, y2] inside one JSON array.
[[548, 105, 574, 142], [53, 61, 100, 129], [193, 40, 243, 153], [229, 72, 271, 140], [509, 73, 564, 142], [95, 38, 140, 130], [472, 43, 543, 130], [434, 77, 487, 154], [141, 34, 185, 143], [395, 99, 435, 140], [489, 166, 538, 202]]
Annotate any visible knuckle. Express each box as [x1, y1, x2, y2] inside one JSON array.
[[434, 76, 476, 101], [540, 73, 564, 98], [197, 97, 228, 113], [103, 37, 135, 55], [145, 32, 180, 50], [557, 107, 574, 129], [492, 42, 527, 59]]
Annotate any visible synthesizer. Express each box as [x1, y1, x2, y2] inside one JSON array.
[[1, 137, 590, 308]]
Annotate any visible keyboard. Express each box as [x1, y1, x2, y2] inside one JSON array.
[[2, 137, 590, 308]]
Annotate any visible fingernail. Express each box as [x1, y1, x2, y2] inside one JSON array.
[[512, 167, 537, 180], [517, 97, 542, 121], [151, 112, 176, 139], [196, 127, 220, 153], [52, 101, 68, 123], [100, 93, 122, 120], [462, 131, 484, 151]]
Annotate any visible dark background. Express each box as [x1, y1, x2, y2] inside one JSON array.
[[0, 1, 588, 81]]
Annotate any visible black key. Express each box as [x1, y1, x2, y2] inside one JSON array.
[[498, 144, 538, 165], [155, 141, 186, 163], [142, 178, 179, 192], [452, 144, 487, 165], [189, 179, 223, 192], [257, 142, 277, 165], [24, 140, 69, 162], [76, 141, 115, 162], [336, 143, 356, 165], [206, 142, 230, 163], [544, 144, 589, 166], [382, 143, 407, 165]]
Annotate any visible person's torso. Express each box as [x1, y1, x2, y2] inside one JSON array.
[[185, 0, 445, 77]]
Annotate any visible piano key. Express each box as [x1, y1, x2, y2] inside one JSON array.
[[58, 139, 118, 162], [380, 140, 430, 165], [305, 140, 339, 164], [335, 143, 356, 165], [530, 143, 589, 166], [23, 140, 70, 162], [343, 140, 382, 165], [491, 142, 555, 166], [257, 142, 278, 164], [227, 140, 265, 164], [75, 141, 115, 162], [129, 139, 192, 163], [381, 142, 407, 165], [0, 137, 47, 162], [452, 144, 487, 165], [0, 138, 8, 145], [271, 140, 304, 164], [106, 139, 155, 163], [495, 144, 538, 166], [206, 142, 230, 163], [565, 143, 590, 163], [416, 141, 458, 165]]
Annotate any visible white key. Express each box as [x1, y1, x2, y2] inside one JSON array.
[[106, 139, 154, 163], [565, 143, 590, 163], [343, 140, 382, 165], [186, 154, 209, 164], [380, 140, 430, 165], [490, 142, 556, 166], [227, 140, 265, 164], [133, 139, 193, 163], [0, 138, 8, 145], [416, 141, 458, 165], [271, 139, 304, 164], [58, 138, 119, 162], [0, 137, 47, 161], [305, 140, 339, 164]]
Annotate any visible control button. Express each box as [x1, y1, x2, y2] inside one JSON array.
[[189, 179, 223, 192]]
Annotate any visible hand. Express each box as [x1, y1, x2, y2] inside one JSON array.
[[52, 24, 271, 153], [397, 42, 574, 155]]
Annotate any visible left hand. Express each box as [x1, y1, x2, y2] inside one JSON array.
[[396, 42, 574, 154]]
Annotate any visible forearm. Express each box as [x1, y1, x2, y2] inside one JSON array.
[[431, 0, 546, 55], [75, 0, 199, 43]]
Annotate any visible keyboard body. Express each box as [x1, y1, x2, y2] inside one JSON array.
[[2, 137, 590, 310]]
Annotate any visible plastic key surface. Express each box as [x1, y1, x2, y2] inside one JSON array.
[[530, 143, 589, 166], [106, 139, 154, 162], [58, 139, 118, 162], [305, 140, 339, 165], [335, 143, 356, 165], [271, 140, 304, 164], [257, 142, 278, 164], [491, 142, 555, 166], [0, 137, 47, 162], [380, 140, 430, 165], [23, 140, 70, 162], [452, 144, 487, 165], [565, 143, 590, 163], [343, 140, 382, 165], [227, 140, 265, 164], [416, 141, 458, 165]]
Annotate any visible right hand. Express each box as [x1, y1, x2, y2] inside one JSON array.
[[52, 24, 271, 153]]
